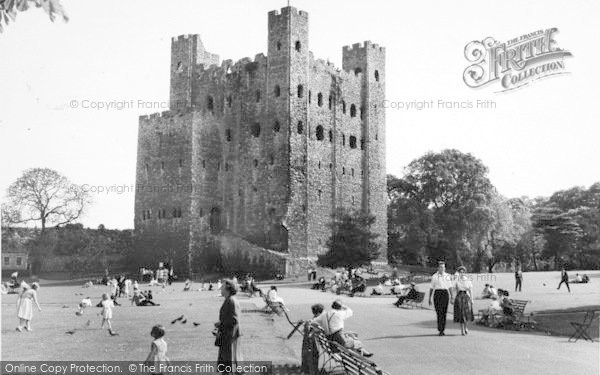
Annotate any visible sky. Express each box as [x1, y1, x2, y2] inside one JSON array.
[[1, 0, 599, 229]]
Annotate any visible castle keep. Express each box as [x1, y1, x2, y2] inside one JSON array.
[[134, 7, 387, 275]]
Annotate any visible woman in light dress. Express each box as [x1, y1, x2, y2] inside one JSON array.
[[453, 265, 474, 335], [16, 282, 42, 332]]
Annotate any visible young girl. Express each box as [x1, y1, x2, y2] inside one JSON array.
[[16, 282, 42, 332], [99, 293, 118, 336], [145, 325, 169, 369]]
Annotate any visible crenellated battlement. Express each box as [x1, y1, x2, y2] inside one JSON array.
[[342, 40, 385, 53]]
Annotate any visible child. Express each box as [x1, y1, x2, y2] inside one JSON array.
[[99, 293, 118, 336], [145, 325, 169, 369], [76, 296, 92, 315], [183, 279, 191, 292]]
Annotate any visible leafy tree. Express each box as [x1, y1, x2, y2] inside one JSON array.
[[4, 168, 92, 232], [387, 150, 495, 268], [318, 209, 380, 269], [0, 0, 67, 32]]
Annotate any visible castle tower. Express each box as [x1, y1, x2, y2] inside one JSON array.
[[343, 42, 387, 260], [267, 7, 311, 260]]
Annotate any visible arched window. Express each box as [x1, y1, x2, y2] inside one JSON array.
[[295, 41, 301, 51], [297, 85, 304, 98], [250, 123, 261, 137], [360, 106, 365, 120], [225, 129, 232, 142], [316, 125, 324, 141], [277, 41, 282, 51], [317, 93, 323, 107], [328, 129, 333, 142], [342, 167, 346, 175], [255, 90, 261, 102], [349, 136, 357, 149], [308, 90, 312, 103], [273, 120, 281, 133], [360, 138, 365, 150], [342, 101, 346, 114], [274, 85, 281, 97], [354, 67, 362, 76], [297, 121, 304, 134], [253, 159, 258, 168], [328, 95, 332, 110], [226, 96, 232, 107], [350, 104, 357, 117], [342, 134, 346, 146], [374, 70, 380, 81], [270, 154, 274, 165], [207, 96, 214, 112]]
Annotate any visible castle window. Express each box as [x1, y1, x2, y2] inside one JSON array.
[[354, 68, 362, 76], [342, 167, 346, 175], [316, 125, 324, 141], [202, 160, 206, 169], [255, 90, 261, 102], [270, 154, 274, 165], [308, 90, 312, 103], [226, 96, 232, 107], [207, 96, 214, 112], [177, 208, 182, 217], [342, 134, 346, 146], [295, 40, 301, 51], [350, 104, 357, 117], [375, 70, 380, 81], [160, 161, 165, 173], [318, 189, 322, 199], [297, 121, 304, 134], [226, 129, 232, 142], [179, 159, 183, 168], [158, 210, 162, 219], [254, 159, 258, 168], [302, 204, 306, 212], [297, 85, 304, 98], [225, 163, 230, 171], [352, 196, 355, 205], [317, 93, 323, 107], [250, 122, 261, 137], [328, 129, 333, 142], [274, 85, 281, 97], [329, 163, 333, 170], [360, 106, 365, 120], [375, 133, 379, 141], [143, 211, 146, 220], [277, 41, 282, 51], [342, 101, 346, 114], [349, 136, 357, 149], [172, 208, 177, 218], [147, 210, 151, 219], [328, 95, 332, 110], [360, 138, 365, 150], [145, 163, 149, 176], [318, 161, 321, 169], [273, 120, 281, 132], [351, 168, 355, 176]]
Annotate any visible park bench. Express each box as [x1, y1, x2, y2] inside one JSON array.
[[569, 310, 598, 343], [404, 291, 426, 309], [479, 299, 535, 330], [301, 324, 390, 375]]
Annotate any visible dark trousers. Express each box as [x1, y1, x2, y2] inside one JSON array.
[[558, 279, 570, 292], [515, 278, 522, 292], [433, 289, 449, 333]]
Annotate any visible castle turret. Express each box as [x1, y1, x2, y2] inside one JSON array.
[[169, 34, 219, 111]]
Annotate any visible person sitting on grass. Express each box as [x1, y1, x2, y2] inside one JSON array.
[[76, 297, 92, 315], [582, 274, 590, 283], [371, 283, 385, 296], [574, 273, 583, 283], [312, 277, 326, 291], [132, 290, 160, 306], [393, 283, 419, 307], [349, 276, 367, 297], [183, 279, 192, 291], [481, 284, 494, 299], [312, 300, 373, 358]]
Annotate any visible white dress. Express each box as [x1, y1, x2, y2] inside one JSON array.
[[17, 290, 36, 320], [101, 299, 114, 319]]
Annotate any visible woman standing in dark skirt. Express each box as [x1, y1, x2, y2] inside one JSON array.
[[453, 265, 474, 335], [215, 279, 242, 373]]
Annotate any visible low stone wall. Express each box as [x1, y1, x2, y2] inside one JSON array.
[[217, 234, 288, 279]]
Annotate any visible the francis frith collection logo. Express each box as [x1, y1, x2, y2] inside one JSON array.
[[463, 28, 572, 92]]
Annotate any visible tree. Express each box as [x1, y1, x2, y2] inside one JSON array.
[[4, 168, 92, 232], [0, 0, 67, 32], [317, 209, 380, 269], [387, 150, 496, 268]]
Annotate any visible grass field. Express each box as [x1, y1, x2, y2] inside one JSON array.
[[2, 270, 599, 374]]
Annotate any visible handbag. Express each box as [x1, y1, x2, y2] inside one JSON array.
[[213, 327, 222, 347]]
